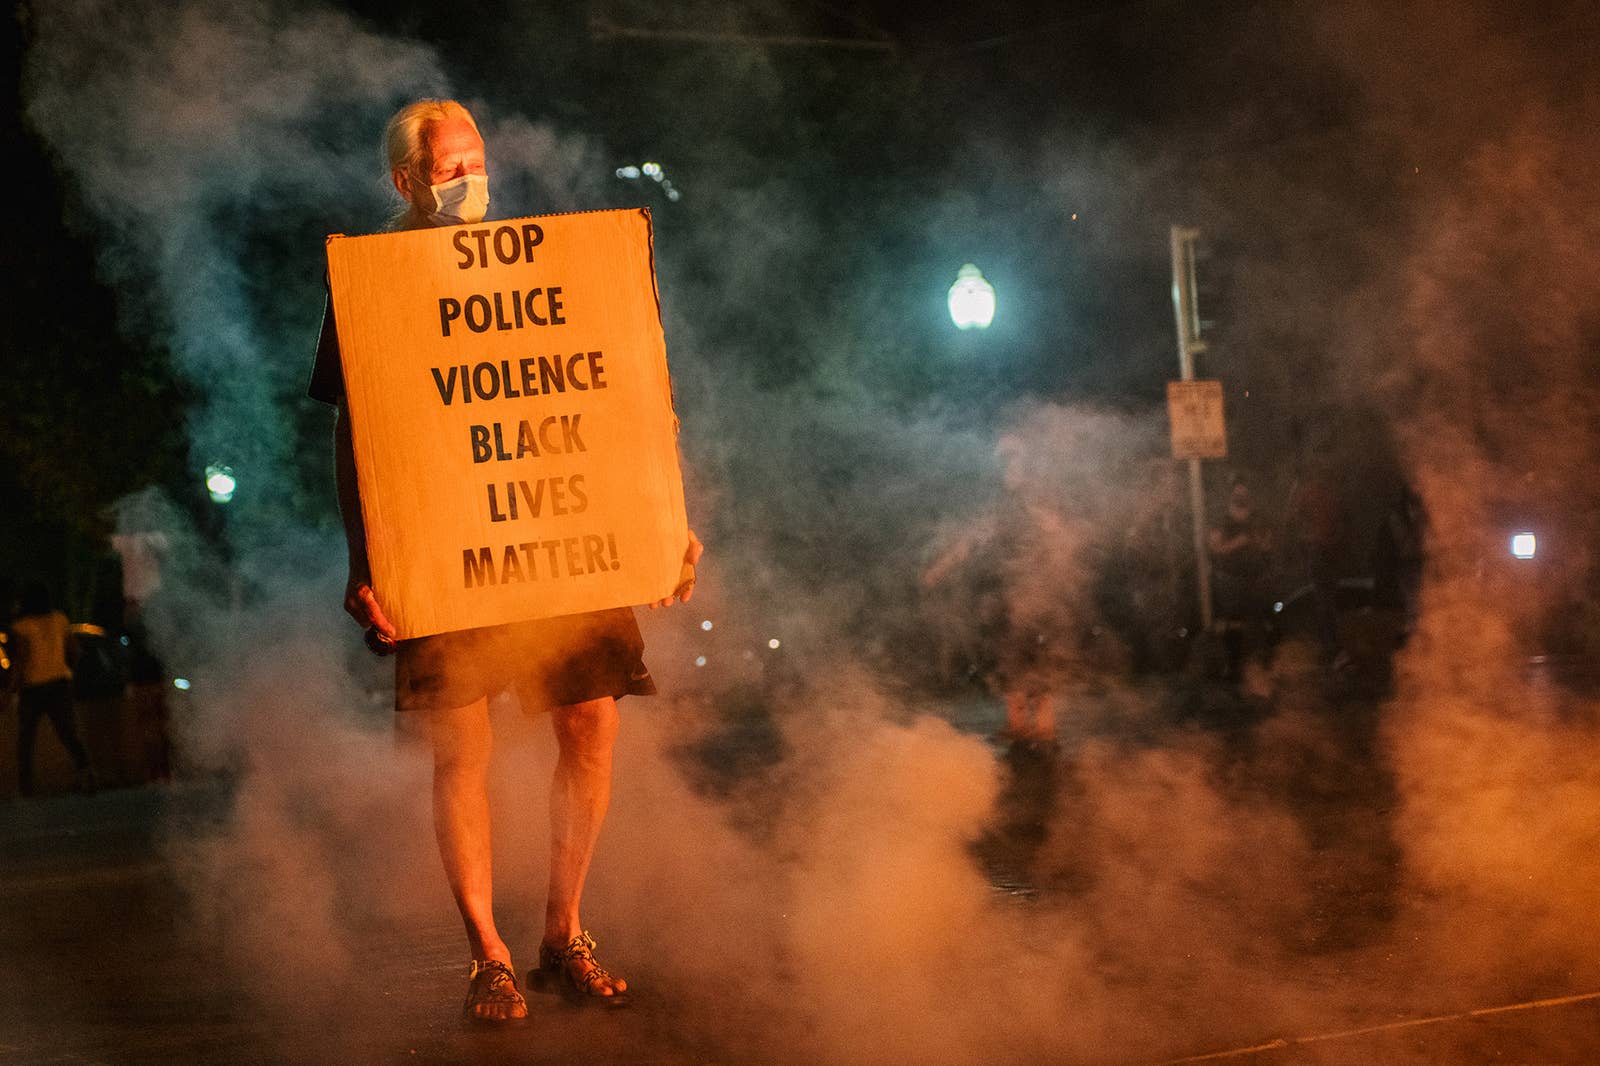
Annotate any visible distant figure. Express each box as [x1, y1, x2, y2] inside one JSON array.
[[922, 434, 1091, 752], [8, 581, 94, 796], [1286, 456, 1350, 672], [123, 603, 172, 784], [1207, 478, 1274, 682], [1372, 484, 1426, 635]]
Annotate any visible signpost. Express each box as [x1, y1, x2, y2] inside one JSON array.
[[1170, 225, 1225, 631], [325, 208, 688, 640]]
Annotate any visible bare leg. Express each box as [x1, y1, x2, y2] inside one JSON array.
[[407, 699, 527, 1022], [406, 701, 515, 969], [543, 696, 626, 995], [1030, 691, 1057, 742], [1005, 688, 1056, 743], [1004, 690, 1036, 740]]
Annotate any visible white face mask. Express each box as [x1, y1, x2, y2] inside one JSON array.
[[422, 172, 490, 225]]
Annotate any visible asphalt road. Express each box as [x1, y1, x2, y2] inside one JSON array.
[[2, 633, 1598, 1064]]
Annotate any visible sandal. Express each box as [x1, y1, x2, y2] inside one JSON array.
[[462, 959, 529, 1025], [532, 931, 629, 1004]]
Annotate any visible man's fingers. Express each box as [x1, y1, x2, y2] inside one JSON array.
[[357, 585, 398, 638], [644, 538, 701, 610]]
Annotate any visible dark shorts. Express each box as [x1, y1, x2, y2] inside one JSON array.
[[19, 678, 74, 719], [394, 607, 657, 714]]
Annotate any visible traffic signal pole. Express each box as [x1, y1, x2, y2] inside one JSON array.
[[1170, 225, 1214, 633]]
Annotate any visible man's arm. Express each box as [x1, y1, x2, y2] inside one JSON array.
[[649, 529, 704, 608], [62, 618, 79, 668], [335, 403, 395, 637], [5, 631, 26, 693], [921, 514, 998, 589], [647, 414, 704, 609]]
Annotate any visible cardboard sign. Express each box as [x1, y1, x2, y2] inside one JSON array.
[[1167, 379, 1227, 460], [326, 208, 687, 640]]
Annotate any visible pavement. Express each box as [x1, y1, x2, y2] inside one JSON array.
[[2, 620, 1599, 1064]]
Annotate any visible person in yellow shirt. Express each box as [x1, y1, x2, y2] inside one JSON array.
[[8, 581, 94, 796]]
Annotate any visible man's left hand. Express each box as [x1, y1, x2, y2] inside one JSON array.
[[651, 529, 704, 608]]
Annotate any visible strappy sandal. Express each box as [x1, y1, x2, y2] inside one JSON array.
[[531, 931, 630, 1005], [462, 959, 529, 1025]]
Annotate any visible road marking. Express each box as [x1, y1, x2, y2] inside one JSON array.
[[1158, 990, 1600, 1063]]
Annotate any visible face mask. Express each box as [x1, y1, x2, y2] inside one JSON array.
[[421, 172, 489, 225]]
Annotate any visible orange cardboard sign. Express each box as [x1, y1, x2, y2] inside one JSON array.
[[325, 208, 687, 640]]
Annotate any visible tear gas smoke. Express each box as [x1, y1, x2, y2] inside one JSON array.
[[19, 0, 1600, 1062]]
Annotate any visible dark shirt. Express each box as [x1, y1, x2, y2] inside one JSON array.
[[1212, 513, 1269, 576], [306, 296, 343, 406]]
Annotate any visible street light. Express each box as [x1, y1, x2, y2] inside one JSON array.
[[947, 263, 996, 330], [205, 465, 236, 504]]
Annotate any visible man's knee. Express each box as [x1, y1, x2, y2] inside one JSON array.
[[552, 697, 619, 759], [418, 699, 493, 774]]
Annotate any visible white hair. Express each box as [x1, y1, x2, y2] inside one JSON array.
[[382, 98, 479, 178]]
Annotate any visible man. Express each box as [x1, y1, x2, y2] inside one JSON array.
[[308, 99, 703, 1024], [1207, 477, 1274, 683], [8, 580, 96, 796], [920, 433, 1089, 753], [1285, 436, 1350, 674]]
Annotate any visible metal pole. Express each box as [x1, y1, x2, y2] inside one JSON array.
[[1170, 225, 1214, 632]]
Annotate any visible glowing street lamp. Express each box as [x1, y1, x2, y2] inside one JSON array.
[[947, 263, 996, 330], [205, 465, 237, 504], [1510, 531, 1537, 560]]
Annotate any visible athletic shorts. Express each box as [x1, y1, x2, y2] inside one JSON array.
[[394, 607, 656, 713]]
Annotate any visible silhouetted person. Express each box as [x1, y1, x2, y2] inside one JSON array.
[[123, 603, 172, 784], [8, 581, 94, 796], [1207, 478, 1274, 683], [1287, 453, 1350, 673], [1372, 484, 1426, 637], [923, 434, 1093, 753]]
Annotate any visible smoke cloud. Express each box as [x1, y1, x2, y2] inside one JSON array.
[[18, 0, 1600, 1062]]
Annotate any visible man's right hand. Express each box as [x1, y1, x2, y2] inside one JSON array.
[[344, 577, 397, 640]]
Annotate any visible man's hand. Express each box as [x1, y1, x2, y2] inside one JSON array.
[[344, 576, 397, 639], [650, 530, 704, 609]]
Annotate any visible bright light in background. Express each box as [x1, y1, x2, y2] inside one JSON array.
[[615, 160, 682, 202], [1511, 531, 1537, 559], [173, 678, 192, 691], [694, 655, 707, 668], [767, 638, 781, 649], [700, 619, 714, 631], [204, 464, 236, 503], [947, 263, 995, 330]]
